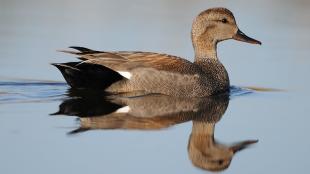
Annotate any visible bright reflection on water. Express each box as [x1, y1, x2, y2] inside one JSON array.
[[1, 0, 310, 174]]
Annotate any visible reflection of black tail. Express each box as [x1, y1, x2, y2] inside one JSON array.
[[52, 62, 123, 89], [51, 89, 123, 135], [68, 127, 91, 135], [51, 89, 123, 117]]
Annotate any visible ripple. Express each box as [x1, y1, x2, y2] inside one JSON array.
[[0, 79, 277, 104], [0, 80, 67, 104], [230, 86, 253, 97]]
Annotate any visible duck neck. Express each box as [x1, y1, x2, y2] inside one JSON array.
[[193, 37, 218, 63]]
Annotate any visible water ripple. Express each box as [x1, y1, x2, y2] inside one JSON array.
[[0, 80, 265, 104], [0, 80, 67, 104]]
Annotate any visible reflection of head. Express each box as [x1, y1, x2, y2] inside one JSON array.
[[188, 122, 233, 171], [188, 131, 257, 172], [187, 94, 257, 172]]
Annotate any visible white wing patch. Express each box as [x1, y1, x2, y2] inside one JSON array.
[[115, 106, 131, 113], [117, 71, 132, 79]]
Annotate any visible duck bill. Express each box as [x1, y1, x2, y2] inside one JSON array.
[[230, 139, 258, 154], [233, 29, 261, 45]]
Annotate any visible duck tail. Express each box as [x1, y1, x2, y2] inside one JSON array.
[[52, 62, 124, 89], [57, 46, 100, 55], [68, 46, 100, 53]]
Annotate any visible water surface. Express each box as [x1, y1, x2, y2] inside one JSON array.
[[1, 0, 310, 174]]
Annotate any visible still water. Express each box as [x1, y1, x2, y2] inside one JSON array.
[[1, 0, 310, 173]]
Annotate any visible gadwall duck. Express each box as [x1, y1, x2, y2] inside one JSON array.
[[53, 8, 261, 97]]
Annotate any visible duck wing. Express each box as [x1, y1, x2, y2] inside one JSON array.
[[59, 47, 206, 96], [60, 46, 202, 75]]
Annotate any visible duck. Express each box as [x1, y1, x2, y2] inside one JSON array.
[[53, 7, 261, 97]]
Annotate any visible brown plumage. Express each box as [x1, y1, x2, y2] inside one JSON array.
[[53, 8, 261, 97]]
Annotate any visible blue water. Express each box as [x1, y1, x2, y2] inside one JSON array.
[[1, 0, 310, 174]]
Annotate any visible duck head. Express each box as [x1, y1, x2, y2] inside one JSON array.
[[192, 8, 261, 60]]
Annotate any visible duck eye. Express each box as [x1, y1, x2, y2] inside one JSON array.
[[221, 18, 228, 23]]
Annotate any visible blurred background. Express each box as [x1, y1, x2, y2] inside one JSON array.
[[0, 0, 310, 174]]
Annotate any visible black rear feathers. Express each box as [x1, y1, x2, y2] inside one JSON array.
[[69, 46, 100, 54], [52, 62, 123, 89]]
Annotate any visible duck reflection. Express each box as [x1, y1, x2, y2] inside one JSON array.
[[53, 90, 257, 172], [189, 118, 257, 171]]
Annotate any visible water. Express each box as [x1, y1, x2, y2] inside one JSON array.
[[1, 0, 310, 173]]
